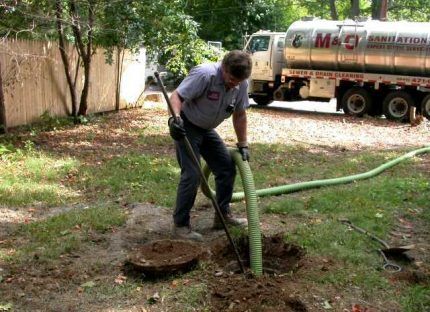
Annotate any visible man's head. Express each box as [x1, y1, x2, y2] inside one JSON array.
[[221, 50, 252, 88]]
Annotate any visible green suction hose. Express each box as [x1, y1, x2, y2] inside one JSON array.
[[230, 149, 262, 276], [201, 148, 263, 276], [202, 146, 430, 275]]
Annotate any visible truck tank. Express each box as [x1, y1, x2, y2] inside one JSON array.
[[285, 19, 430, 77]]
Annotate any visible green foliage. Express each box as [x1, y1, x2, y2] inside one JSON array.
[[35, 111, 74, 132], [387, 0, 430, 22], [162, 39, 224, 83], [186, 0, 293, 50]]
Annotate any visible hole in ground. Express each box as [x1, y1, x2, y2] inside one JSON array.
[[210, 233, 305, 275], [208, 233, 308, 311]]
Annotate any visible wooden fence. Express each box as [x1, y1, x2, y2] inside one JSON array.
[[0, 39, 146, 128]]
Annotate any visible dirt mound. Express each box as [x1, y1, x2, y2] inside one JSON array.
[[211, 234, 305, 274], [124, 239, 206, 279], [209, 275, 307, 312], [207, 234, 308, 311]]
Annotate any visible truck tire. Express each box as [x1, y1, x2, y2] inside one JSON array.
[[421, 94, 430, 120], [341, 88, 372, 117], [253, 95, 272, 106], [383, 91, 413, 122]]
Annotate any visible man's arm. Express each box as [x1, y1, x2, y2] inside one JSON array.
[[169, 90, 183, 117], [232, 109, 247, 146]]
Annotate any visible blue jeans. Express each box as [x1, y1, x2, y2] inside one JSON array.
[[173, 114, 236, 227]]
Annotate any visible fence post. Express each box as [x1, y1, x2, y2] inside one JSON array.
[[0, 62, 7, 133]]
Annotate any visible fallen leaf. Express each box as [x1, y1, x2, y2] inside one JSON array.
[[114, 274, 127, 285], [322, 300, 332, 309], [80, 281, 95, 288], [351, 304, 369, 312], [182, 279, 190, 285], [0, 303, 13, 311], [147, 292, 160, 305]]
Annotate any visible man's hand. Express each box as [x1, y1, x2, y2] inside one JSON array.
[[168, 116, 186, 140], [238, 146, 250, 161]]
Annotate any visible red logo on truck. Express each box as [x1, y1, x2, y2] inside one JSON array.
[[314, 33, 359, 50], [315, 33, 332, 48], [344, 34, 359, 50]]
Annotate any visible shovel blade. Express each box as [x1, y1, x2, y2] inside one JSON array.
[[382, 244, 415, 255]]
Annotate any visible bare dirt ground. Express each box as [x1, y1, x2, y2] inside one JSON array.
[[0, 102, 429, 311]]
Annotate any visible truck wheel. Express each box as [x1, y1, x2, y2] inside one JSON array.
[[421, 94, 430, 120], [383, 91, 413, 122], [253, 95, 272, 106], [341, 88, 372, 117]]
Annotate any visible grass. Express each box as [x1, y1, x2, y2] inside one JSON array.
[[401, 285, 430, 312], [0, 141, 80, 206], [162, 282, 210, 312], [79, 153, 179, 206], [7, 205, 126, 262], [0, 110, 428, 311]]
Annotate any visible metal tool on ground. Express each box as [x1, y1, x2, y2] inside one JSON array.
[[377, 249, 402, 272], [339, 219, 409, 272], [154, 71, 246, 275], [340, 219, 415, 255]]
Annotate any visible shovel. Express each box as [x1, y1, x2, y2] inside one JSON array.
[[339, 219, 415, 255]]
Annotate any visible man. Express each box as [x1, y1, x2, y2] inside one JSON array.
[[168, 50, 252, 241]]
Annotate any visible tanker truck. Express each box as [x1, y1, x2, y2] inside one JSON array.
[[245, 18, 430, 121]]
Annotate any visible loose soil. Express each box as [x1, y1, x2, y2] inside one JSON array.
[[1, 102, 429, 311], [125, 240, 206, 279]]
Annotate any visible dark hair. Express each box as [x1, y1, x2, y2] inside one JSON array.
[[222, 50, 252, 80]]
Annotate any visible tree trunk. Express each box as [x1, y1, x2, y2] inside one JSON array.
[[69, 0, 94, 117], [350, 0, 360, 18], [372, 0, 381, 19], [0, 62, 7, 133], [372, 0, 388, 20], [379, 0, 388, 20], [115, 47, 121, 111], [115, 47, 125, 111], [55, 0, 78, 118], [329, 0, 338, 20]]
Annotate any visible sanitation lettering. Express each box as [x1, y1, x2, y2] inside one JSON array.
[[314, 33, 430, 51]]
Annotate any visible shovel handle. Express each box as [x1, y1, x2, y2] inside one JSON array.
[[340, 219, 390, 249]]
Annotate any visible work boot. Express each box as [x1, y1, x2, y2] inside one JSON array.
[[172, 225, 203, 242], [213, 213, 248, 230]]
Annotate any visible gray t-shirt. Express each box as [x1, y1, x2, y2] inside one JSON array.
[[177, 63, 249, 129]]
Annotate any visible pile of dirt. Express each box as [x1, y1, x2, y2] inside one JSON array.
[[206, 234, 308, 311], [211, 234, 305, 274], [124, 239, 206, 279], [209, 274, 307, 312]]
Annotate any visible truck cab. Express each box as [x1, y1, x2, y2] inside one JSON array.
[[245, 31, 285, 105]]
